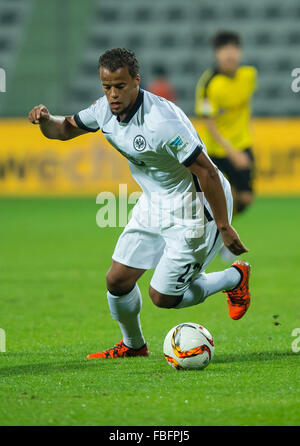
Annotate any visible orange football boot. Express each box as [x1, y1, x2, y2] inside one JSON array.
[[224, 260, 251, 320], [87, 340, 149, 359]]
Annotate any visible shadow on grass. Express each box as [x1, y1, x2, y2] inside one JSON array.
[[0, 350, 296, 378], [213, 350, 297, 364], [0, 358, 113, 378]]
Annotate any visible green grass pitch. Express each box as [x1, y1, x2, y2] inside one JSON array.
[[0, 196, 299, 426]]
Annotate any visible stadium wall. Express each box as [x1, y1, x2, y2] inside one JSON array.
[[0, 118, 299, 196]]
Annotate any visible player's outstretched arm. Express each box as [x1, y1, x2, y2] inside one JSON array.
[[188, 151, 248, 255], [28, 104, 88, 140]]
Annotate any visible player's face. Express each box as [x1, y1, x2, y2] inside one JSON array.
[[100, 66, 140, 119], [215, 44, 242, 75]]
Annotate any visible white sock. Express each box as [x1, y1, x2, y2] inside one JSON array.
[[107, 284, 146, 349], [175, 267, 241, 309]]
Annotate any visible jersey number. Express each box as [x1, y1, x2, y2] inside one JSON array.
[[176, 263, 201, 289]]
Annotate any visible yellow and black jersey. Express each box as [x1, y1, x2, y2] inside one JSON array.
[[195, 66, 257, 158]]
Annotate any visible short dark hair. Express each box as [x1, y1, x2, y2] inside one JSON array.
[[98, 48, 140, 78], [212, 31, 241, 49]]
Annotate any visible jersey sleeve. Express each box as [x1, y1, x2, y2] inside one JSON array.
[[195, 72, 219, 118], [73, 100, 100, 132], [159, 119, 204, 167]]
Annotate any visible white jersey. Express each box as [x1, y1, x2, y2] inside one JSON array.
[[74, 89, 223, 228]]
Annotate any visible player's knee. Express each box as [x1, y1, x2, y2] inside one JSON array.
[[149, 286, 181, 309], [150, 294, 166, 308], [106, 271, 135, 296]]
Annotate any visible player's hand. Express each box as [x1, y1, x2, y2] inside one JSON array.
[[28, 104, 50, 124], [219, 224, 248, 255], [227, 150, 251, 170]]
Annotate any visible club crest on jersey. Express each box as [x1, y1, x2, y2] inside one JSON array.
[[133, 135, 146, 151]]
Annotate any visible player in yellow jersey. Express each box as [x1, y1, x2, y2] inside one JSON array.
[[195, 31, 257, 211], [195, 31, 257, 260]]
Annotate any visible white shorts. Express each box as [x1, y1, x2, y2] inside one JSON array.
[[112, 178, 233, 296]]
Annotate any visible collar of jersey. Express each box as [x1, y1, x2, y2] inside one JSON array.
[[117, 88, 144, 125]]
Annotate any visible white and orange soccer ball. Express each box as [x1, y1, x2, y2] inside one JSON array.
[[163, 322, 215, 370]]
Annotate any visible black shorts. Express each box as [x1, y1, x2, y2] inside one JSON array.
[[210, 148, 255, 193]]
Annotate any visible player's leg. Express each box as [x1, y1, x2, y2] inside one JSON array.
[[105, 260, 146, 349], [106, 260, 145, 295], [148, 285, 184, 308], [174, 181, 250, 318], [173, 254, 251, 321], [235, 190, 253, 213], [87, 262, 148, 359], [88, 261, 148, 359], [149, 233, 250, 320], [149, 267, 242, 306], [148, 259, 242, 308], [149, 180, 251, 319], [230, 148, 255, 215], [88, 214, 165, 359], [149, 228, 242, 308]]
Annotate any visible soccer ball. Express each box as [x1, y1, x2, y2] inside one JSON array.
[[163, 322, 214, 370]]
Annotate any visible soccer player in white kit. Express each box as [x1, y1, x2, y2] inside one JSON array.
[[28, 49, 251, 359]]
